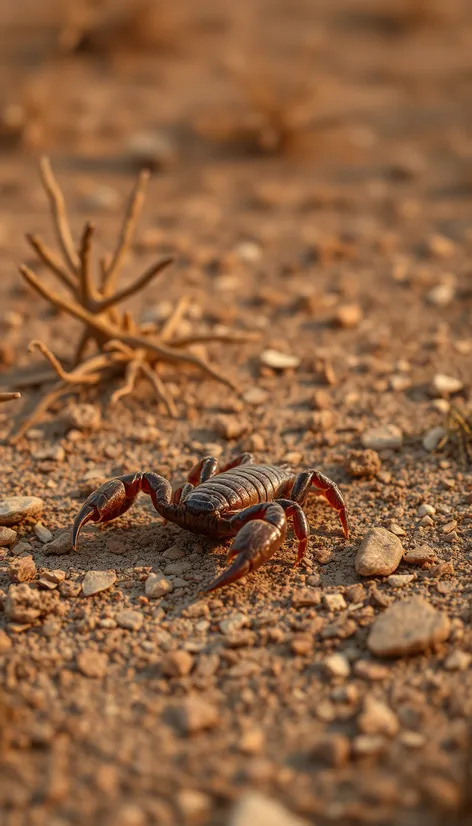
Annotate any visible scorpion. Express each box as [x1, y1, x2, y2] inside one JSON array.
[[72, 453, 349, 592]]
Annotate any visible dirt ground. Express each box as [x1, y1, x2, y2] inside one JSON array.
[[1, 1, 472, 824]]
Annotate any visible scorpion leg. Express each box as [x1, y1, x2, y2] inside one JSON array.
[[290, 470, 349, 538], [187, 452, 254, 485], [72, 472, 173, 550], [205, 500, 292, 592]]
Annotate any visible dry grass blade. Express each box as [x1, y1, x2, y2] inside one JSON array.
[[9, 158, 257, 440], [436, 405, 472, 466], [0, 392, 21, 404]]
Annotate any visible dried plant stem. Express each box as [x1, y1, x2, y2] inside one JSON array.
[[0, 392, 21, 404]]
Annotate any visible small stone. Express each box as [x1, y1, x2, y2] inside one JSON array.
[[352, 735, 387, 757], [361, 425, 403, 451], [59, 579, 81, 598], [0, 496, 44, 526], [387, 521, 407, 537], [307, 409, 334, 432], [427, 234, 455, 258], [400, 731, 426, 749], [367, 596, 450, 657], [417, 503, 436, 517], [427, 282, 456, 307], [0, 629, 12, 654], [176, 789, 211, 822], [242, 387, 268, 405], [432, 374, 464, 396], [228, 792, 308, 826], [66, 403, 101, 431], [387, 574, 415, 588], [345, 583, 366, 603], [389, 374, 412, 391], [291, 588, 321, 607], [260, 349, 300, 370], [323, 593, 347, 612], [334, 303, 362, 329], [324, 653, 351, 678], [310, 733, 350, 768], [44, 529, 73, 555], [355, 527, 404, 577], [422, 426, 447, 452], [145, 574, 173, 598], [235, 241, 262, 263], [161, 650, 194, 678], [5, 583, 41, 623], [219, 612, 247, 634], [172, 697, 219, 735], [419, 514, 434, 527], [344, 449, 381, 478], [41, 569, 66, 585], [358, 697, 399, 736], [213, 417, 248, 440], [353, 660, 389, 681], [76, 650, 108, 678], [441, 520, 457, 534], [82, 570, 116, 597], [115, 610, 143, 631], [0, 526, 17, 546], [290, 635, 313, 656], [404, 544, 437, 565], [444, 650, 472, 671], [33, 522, 53, 543], [239, 728, 264, 755], [41, 617, 61, 637], [31, 445, 65, 462], [311, 389, 331, 410], [8, 555, 36, 583]]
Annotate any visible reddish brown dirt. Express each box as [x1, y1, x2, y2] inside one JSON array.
[[0, 1, 472, 825]]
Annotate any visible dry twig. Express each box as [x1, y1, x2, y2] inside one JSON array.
[[9, 158, 257, 441], [0, 392, 20, 405]]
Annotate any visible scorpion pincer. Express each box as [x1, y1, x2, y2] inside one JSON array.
[[72, 453, 349, 592]]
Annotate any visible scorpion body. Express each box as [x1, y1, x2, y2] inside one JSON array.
[[73, 453, 349, 592]]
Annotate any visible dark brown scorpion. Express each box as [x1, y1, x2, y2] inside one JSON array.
[[72, 453, 349, 592]]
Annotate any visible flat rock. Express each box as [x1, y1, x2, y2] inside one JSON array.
[[361, 425, 403, 451], [355, 527, 404, 576], [432, 374, 463, 396], [229, 792, 308, 826], [145, 574, 173, 598], [0, 496, 44, 526], [44, 529, 73, 555], [115, 610, 143, 631], [82, 570, 116, 597], [404, 544, 437, 565], [367, 596, 450, 657]]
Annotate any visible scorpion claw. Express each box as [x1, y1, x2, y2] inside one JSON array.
[[72, 504, 98, 550], [204, 555, 252, 592]]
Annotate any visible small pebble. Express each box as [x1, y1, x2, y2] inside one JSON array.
[[358, 697, 399, 736], [44, 529, 73, 555], [161, 650, 194, 678], [219, 612, 247, 634], [432, 374, 464, 396], [324, 653, 351, 678], [213, 417, 248, 440], [33, 522, 53, 543], [387, 574, 415, 588], [444, 650, 472, 671], [310, 733, 350, 768], [0, 526, 17, 546], [76, 650, 108, 679], [427, 282, 456, 307], [82, 570, 117, 597], [417, 504, 436, 517], [0, 496, 44, 526], [228, 792, 308, 826], [291, 588, 321, 608], [172, 697, 219, 735], [352, 735, 387, 757], [334, 303, 362, 329], [323, 593, 347, 612], [422, 426, 447, 452], [145, 574, 173, 598], [361, 425, 403, 451], [355, 527, 404, 577], [115, 610, 143, 631], [260, 349, 300, 370], [31, 445, 65, 462], [8, 555, 36, 583]]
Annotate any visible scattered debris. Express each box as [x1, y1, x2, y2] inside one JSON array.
[[10, 158, 257, 441]]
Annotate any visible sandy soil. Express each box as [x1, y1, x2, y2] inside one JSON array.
[[0, 1, 472, 824]]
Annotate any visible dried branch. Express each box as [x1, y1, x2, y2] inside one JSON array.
[[8, 158, 257, 440], [0, 392, 20, 404]]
